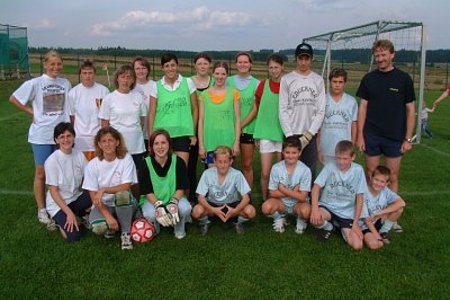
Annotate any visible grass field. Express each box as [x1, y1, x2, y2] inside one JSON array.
[[1, 74, 450, 299]]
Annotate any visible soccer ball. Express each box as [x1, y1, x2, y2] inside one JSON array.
[[131, 219, 155, 243]]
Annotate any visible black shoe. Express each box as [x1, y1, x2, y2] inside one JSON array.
[[380, 232, 391, 244], [317, 229, 332, 242], [198, 223, 209, 236]]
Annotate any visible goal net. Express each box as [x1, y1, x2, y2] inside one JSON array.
[[303, 20, 426, 143]]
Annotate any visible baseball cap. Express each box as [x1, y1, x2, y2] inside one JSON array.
[[295, 43, 313, 57]]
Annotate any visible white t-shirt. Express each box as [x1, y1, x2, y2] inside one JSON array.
[[45, 149, 87, 217], [320, 93, 358, 159], [82, 154, 137, 207], [149, 74, 196, 98], [314, 162, 368, 220], [134, 80, 154, 140], [69, 82, 110, 151], [13, 74, 71, 144], [279, 71, 326, 137], [98, 90, 146, 154], [196, 167, 251, 205], [269, 160, 312, 205]]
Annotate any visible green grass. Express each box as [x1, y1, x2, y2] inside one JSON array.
[[1, 78, 450, 299]]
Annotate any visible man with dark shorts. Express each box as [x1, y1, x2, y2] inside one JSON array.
[[357, 39, 416, 194]]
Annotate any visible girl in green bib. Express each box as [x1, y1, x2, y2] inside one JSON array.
[[148, 53, 198, 166], [138, 129, 191, 239], [253, 54, 285, 201], [198, 61, 241, 168], [228, 52, 259, 189]]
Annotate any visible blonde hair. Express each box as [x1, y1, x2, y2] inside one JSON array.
[[44, 50, 63, 63], [213, 145, 233, 160]]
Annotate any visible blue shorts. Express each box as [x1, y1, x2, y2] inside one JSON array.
[[364, 131, 402, 158], [31, 144, 56, 165]]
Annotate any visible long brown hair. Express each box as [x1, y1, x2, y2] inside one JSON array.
[[148, 129, 173, 157]]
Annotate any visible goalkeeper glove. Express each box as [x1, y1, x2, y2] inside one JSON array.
[[298, 132, 313, 149], [155, 200, 171, 227], [166, 197, 180, 226]]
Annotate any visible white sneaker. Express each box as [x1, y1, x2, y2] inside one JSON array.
[[392, 222, 403, 233], [272, 217, 287, 233], [295, 219, 307, 234], [120, 233, 133, 250], [37, 209, 51, 225], [175, 231, 186, 240]]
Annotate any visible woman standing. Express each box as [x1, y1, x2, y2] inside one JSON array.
[[138, 129, 192, 239], [9, 50, 71, 227], [198, 61, 240, 168], [148, 53, 198, 166], [253, 54, 285, 201], [228, 52, 259, 188], [83, 127, 137, 250], [45, 122, 92, 241]]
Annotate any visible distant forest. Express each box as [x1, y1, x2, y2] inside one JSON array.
[[29, 46, 450, 64]]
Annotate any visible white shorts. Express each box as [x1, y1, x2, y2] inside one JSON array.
[[259, 139, 282, 154]]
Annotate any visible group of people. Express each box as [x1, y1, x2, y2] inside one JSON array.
[[10, 38, 423, 250]]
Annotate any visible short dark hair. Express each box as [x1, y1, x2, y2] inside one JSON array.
[[267, 53, 284, 66], [161, 53, 179, 66], [335, 140, 354, 156], [193, 52, 212, 64], [54, 122, 75, 148], [283, 136, 302, 151], [372, 165, 391, 180], [79, 60, 96, 74], [329, 68, 347, 82], [235, 51, 253, 63]]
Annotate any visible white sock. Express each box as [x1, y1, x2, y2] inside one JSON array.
[[380, 220, 394, 233], [296, 217, 307, 228], [319, 220, 333, 231], [271, 212, 282, 220], [237, 216, 249, 223]]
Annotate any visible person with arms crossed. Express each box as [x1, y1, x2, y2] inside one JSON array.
[[279, 43, 326, 179], [69, 60, 109, 160], [9, 50, 71, 228]]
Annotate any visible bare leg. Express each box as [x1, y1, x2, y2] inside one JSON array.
[[385, 156, 402, 192], [34, 165, 46, 209], [260, 152, 274, 201], [364, 154, 380, 183], [240, 143, 255, 188]]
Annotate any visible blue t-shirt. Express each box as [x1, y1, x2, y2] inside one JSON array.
[[364, 187, 399, 217], [269, 160, 311, 205], [314, 162, 368, 220], [320, 93, 358, 160], [196, 167, 251, 205]]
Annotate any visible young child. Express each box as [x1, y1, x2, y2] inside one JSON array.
[[310, 140, 368, 250], [362, 166, 406, 249], [420, 102, 433, 139], [317, 68, 358, 164], [261, 137, 311, 234], [192, 146, 256, 235]]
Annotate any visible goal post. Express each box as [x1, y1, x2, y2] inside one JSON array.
[[303, 20, 427, 143]]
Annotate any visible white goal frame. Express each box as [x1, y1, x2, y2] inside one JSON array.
[[303, 20, 427, 143]]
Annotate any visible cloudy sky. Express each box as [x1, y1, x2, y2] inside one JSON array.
[[1, 0, 448, 51]]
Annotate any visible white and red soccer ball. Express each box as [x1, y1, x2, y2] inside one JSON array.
[[131, 219, 155, 243]]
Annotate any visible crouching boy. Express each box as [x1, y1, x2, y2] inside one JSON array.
[[262, 137, 312, 234], [362, 166, 406, 249], [310, 140, 367, 250], [192, 146, 256, 235]]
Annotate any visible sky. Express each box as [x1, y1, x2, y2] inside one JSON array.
[[1, 0, 448, 51]]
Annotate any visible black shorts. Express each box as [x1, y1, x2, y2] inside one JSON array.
[[362, 219, 383, 235], [364, 131, 402, 158], [172, 136, 191, 152], [240, 133, 255, 144], [207, 201, 240, 223], [320, 206, 353, 229]]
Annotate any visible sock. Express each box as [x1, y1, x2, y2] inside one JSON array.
[[199, 216, 210, 224], [296, 217, 307, 228], [270, 212, 282, 220], [380, 220, 394, 233], [237, 216, 249, 223], [319, 220, 333, 231]]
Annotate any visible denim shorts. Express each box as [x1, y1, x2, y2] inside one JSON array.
[[31, 144, 56, 165]]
